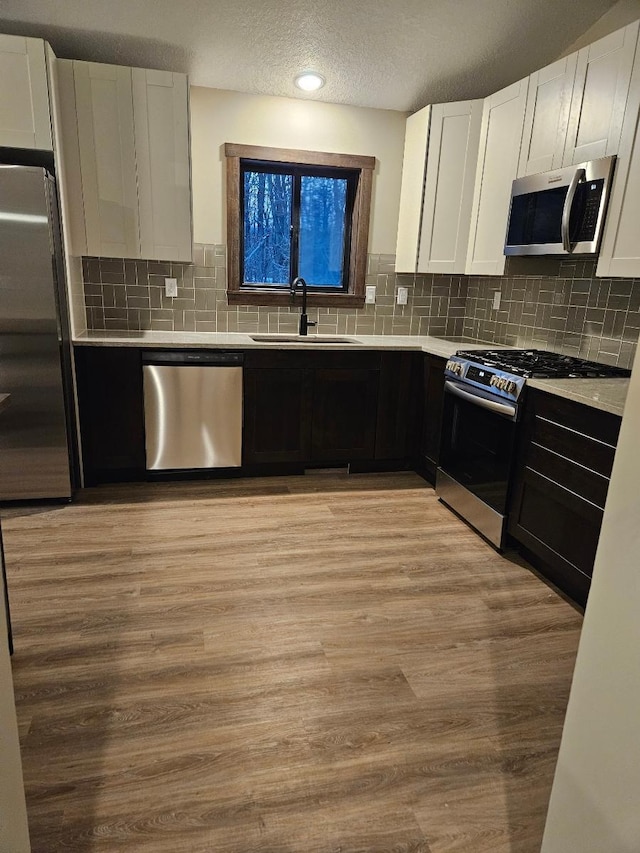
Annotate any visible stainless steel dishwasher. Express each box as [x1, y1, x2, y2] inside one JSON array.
[[142, 351, 243, 471]]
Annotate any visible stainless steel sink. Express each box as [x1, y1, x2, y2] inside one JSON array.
[[250, 334, 357, 344]]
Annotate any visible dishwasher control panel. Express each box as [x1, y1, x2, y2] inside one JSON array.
[[142, 350, 244, 366]]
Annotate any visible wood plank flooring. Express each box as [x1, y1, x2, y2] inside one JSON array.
[[1, 472, 583, 852]]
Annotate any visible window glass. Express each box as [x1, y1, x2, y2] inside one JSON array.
[[243, 170, 292, 284], [226, 143, 374, 306], [299, 176, 347, 288]]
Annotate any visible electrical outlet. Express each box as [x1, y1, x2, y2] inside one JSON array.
[[492, 290, 501, 310], [365, 285, 376, 304], [165, 277, 178, 298], [396, 286, 409, 306]]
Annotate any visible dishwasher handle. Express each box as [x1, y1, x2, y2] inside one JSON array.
[[142, 350, 244, 366]]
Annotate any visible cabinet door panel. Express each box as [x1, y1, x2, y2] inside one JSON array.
[[466, 79, 528, 276], [0, 35, 52, 150], [564, 21, 639, 165], [74, 61, 140, 258], [597, 31, 640, 277], [375, 352, 415, 460], [420, 354, 446, 481], [395, 105, 431, 273], [50, 58, 88, 258], [133, 69, 193, 262], [518, 54, 577, 176], [311, 369, 378, 462], [75, 347, 145, 483], [419, 100, 483, 274], [243, 369, 311, 464]]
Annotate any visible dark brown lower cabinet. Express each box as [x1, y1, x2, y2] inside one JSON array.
[[311, 368, 379, 461], [508, 388, 621, 606], [74, 345, 424, 482], [74, 347, 146, 485], [419, 354, 446, 482], [375, 352, 419, 461], [243, 350, 418, 468], [243, 368, 311, 464]]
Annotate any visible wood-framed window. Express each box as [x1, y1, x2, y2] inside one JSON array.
[[225, 143, 375, 308]]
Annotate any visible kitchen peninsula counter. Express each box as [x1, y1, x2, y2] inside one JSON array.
[[73, 331, 630, 416]]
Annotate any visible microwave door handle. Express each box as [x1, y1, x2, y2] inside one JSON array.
[[561, 167, 586, 252]]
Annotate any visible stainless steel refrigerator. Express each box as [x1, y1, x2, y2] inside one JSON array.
[[0, 164, 76, 501]]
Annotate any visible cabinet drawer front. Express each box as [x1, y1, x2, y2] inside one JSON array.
[[527, 443, 610, 508], [533, 416, 616, 477], [514, 468, 603, 578], [531, 389, 621, 445]]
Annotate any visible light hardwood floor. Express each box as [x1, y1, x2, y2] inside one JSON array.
[[2, 472, 583, 853]]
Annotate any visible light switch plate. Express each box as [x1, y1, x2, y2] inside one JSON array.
[[165, 277, 178, 298], [396, 286, 409, 306], [365, 285, 376, 304], [492, 290, 501, 310]]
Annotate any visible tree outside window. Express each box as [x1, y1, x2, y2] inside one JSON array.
[[225, 144, 375, 308]]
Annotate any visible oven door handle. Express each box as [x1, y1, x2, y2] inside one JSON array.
[[444, 380, 517, 419], [561, 167, 586, 253]]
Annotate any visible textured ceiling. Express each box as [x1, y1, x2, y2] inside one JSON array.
[[0, 0, 620, 112]]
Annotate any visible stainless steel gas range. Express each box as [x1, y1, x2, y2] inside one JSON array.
[[436, 349, 631, 549]]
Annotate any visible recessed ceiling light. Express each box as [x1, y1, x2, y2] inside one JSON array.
[[294, 71, 325, 92]]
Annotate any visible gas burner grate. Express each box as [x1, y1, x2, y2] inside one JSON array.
[[455, 349, 631, 379]]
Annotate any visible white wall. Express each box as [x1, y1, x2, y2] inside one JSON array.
[[0, 537, 30, 852], [190, 87, 407, 254], [541, 350, 640, 851], [561, 0, 640, 54]]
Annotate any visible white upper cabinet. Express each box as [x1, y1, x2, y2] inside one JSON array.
[[74, 61, 140, 259], [418, 99, 483, 274], [597, 38, 640, 277], [132, 69, 192, 263], [466, 78, 528, 276], [563, 21, 639, 165], [395, 105, 431, 273], [55, 59, 192, 262], [0, 34, 52, 150], [518, 54, 578, 177]]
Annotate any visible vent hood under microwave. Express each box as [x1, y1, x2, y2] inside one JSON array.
[[504, 156, 615, 257]]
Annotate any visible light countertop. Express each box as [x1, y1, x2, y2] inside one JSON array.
[[73, 331, 630, 416], [527, 377, 628, 417], [73, 330, 498, 359]]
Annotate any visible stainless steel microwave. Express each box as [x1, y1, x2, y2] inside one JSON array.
[[504, 156, 616, 256]]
